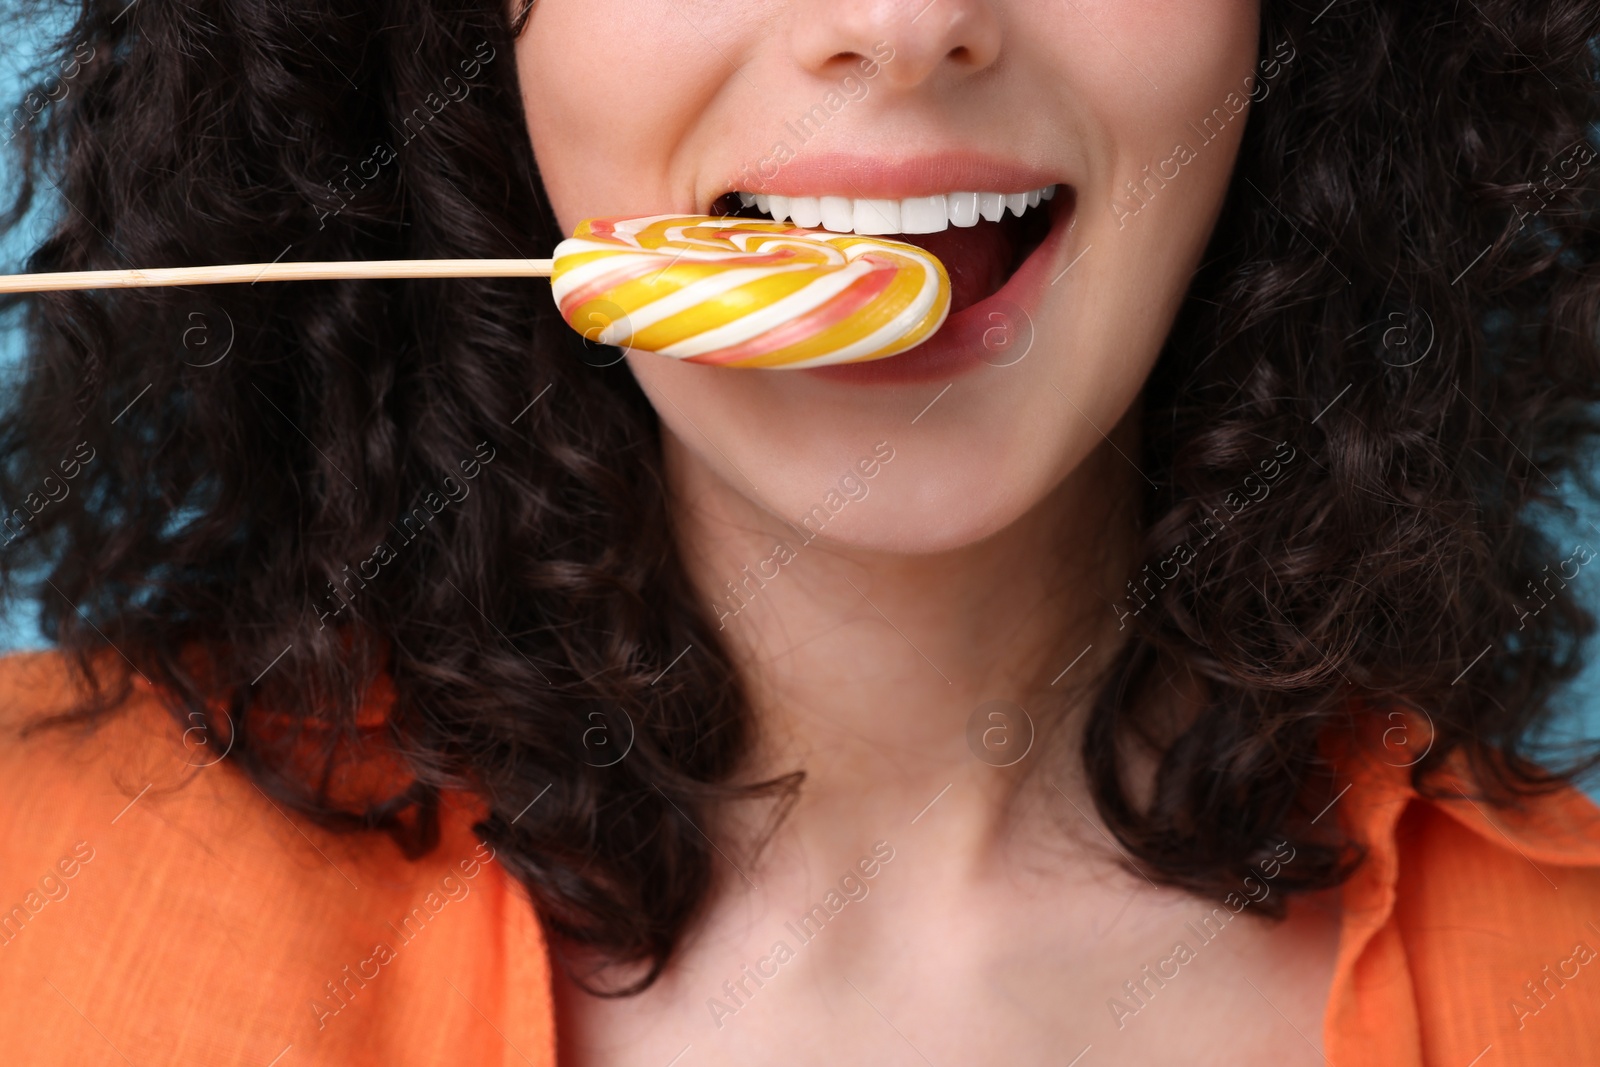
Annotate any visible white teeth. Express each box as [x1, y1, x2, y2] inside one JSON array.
[[733, 184, 1059, 235], [819, 195, 854, 232], [947, 192, 980, 227], [899, 194, 948, 234], [853, 198, 901, 235], [788, 195, 822, 228]]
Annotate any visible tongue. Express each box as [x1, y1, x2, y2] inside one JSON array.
[[895, 221, 1014, 314]]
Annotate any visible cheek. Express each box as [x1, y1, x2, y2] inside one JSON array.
[[517, 12, 655, 228], [515, 0, 744, 230], [1035, 0, 1260, 449], [1070, 0, 1261, 237]]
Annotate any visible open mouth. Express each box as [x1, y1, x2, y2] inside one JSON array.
[[707, 186, 1068, 315]]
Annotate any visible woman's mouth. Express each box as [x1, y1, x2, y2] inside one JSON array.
[[708, 181, 1076, 385], [708, 185, 1061, 315]]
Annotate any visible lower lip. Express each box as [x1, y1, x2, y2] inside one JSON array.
[[800, 198, 1076, 386]]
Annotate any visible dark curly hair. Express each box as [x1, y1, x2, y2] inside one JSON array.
[[2, 0, 1599, 993]]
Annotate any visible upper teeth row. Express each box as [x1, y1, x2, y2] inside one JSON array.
[[736, 186, 1059, 235]]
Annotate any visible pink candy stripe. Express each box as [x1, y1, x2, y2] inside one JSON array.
[[558, 261, 662, 314], [690, 265, 896, 366]]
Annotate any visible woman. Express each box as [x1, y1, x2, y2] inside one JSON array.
[[2, 0, 1599, 1063]]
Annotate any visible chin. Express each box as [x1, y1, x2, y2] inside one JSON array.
[[796, 458, 1058, 557], [642, 350, 1111, 560]]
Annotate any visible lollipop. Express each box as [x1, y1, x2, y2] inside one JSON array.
[[0, 215, 953, 369], [550, 215, 950, 369]]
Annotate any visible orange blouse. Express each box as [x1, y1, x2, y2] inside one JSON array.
[[2, 648, 1598, 1065]]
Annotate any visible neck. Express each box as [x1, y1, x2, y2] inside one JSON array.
[[666, 419, 1142, 859]]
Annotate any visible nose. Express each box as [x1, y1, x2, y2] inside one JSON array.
[[790, 0, 1002, 91]]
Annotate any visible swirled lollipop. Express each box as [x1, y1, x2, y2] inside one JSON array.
[[550, 215, 951, 369]]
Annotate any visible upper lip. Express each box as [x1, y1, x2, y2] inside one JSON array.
[[712, 151, 1067, 206]]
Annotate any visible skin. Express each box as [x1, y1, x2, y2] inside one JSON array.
[[515, 1, 1342, 1063]]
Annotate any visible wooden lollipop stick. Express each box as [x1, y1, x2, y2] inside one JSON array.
[[0, 258, 555, 294]]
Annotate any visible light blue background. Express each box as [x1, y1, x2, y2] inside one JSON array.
[[2, 14, 1597, 798]]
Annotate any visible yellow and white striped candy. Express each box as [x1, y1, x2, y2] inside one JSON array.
[[551, 215, 950, 369]]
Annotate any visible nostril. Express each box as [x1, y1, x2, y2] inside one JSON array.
[[791, 1, 1001, 85], [816, 50, 876, 80]]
